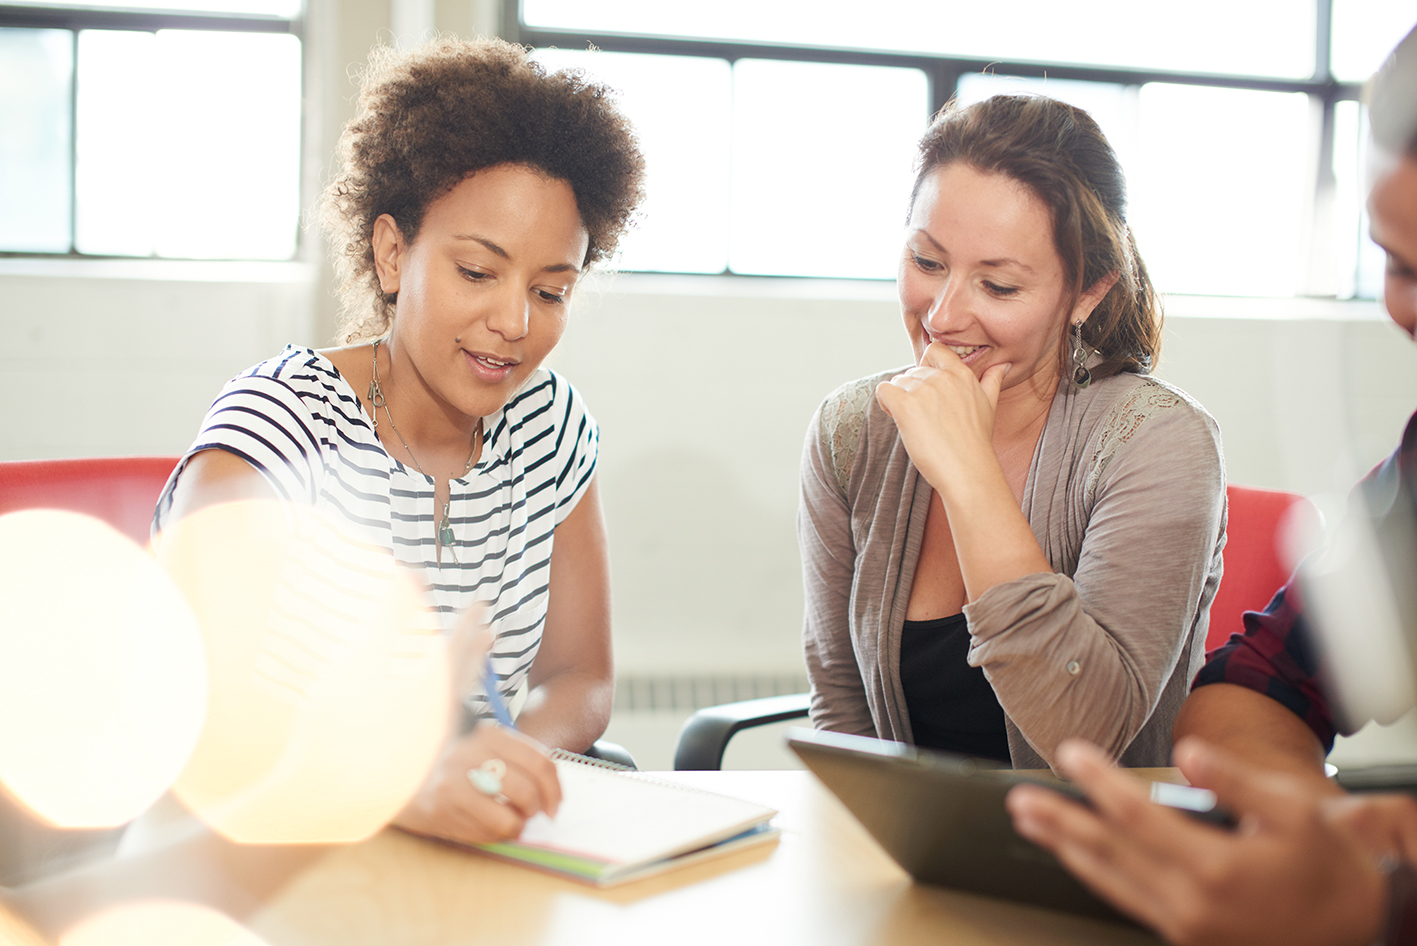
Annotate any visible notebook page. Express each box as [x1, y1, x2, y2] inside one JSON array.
[[514, 760, 776, 865]]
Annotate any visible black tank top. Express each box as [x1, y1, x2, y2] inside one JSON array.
[[899, 613, 1012, 764]]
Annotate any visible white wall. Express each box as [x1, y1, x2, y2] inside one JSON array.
[[544, 276, 906, 677], [3, 260, 317, 459], [1157, 295, 1417, 500], [9, 258, 1411, 681]]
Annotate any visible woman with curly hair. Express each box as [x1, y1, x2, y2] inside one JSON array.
[[155, 36, 644, 843]]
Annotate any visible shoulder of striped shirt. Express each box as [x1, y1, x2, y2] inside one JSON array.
[[230, 357, 584, 460]]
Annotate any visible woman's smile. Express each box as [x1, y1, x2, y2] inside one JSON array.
[[922, 332, 989, 365], [463, 348, 520, 384]]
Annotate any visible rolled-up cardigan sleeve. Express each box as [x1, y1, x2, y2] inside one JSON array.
[[963, 398, 1226, 767], [800, 404, 876, 737]]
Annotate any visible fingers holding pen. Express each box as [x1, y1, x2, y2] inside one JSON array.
[[394, 722, 562, 846], [468, 723, 562, 819]]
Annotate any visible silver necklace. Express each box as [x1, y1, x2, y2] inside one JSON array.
[[367, 339, 479, 563]]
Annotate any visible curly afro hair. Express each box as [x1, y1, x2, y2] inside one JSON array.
[[321, 36, 646, 342]]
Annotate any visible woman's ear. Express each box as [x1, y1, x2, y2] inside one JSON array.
[[1074, 270, 1121, 324], [371, 214, 405, 294]]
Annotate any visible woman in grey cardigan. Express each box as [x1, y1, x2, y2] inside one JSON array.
[[801, 95, 1226, 770]]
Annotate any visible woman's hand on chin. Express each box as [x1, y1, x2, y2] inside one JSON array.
[[875, 342, 1012, 492], [393, 723, 561, 846]]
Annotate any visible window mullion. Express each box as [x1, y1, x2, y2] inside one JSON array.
[[1298, 0, 1337, 296], [66, 26, 76, 254], [927, 63, 958, 119], [1313, 0, 1333, 82], [499, 0, 519, 44]]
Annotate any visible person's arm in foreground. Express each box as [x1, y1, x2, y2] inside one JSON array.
[[1173, 683, 1334, 789], [1006, 738, 1405, 946]]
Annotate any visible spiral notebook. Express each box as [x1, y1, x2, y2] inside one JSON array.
[[471, 752, 780, 886]]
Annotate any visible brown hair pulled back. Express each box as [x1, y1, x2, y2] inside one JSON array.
[[321, 36, 646, 343], [913, 93, 1161, 380]]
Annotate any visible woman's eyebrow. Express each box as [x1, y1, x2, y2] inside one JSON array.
[[911, 229, 1034, 273], [453, 234, 509, 258], [979, 257, 1034, 273], [453, 233, 581, 275]]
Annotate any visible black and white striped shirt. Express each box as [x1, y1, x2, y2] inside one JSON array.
[[155, 345, 598, 711]]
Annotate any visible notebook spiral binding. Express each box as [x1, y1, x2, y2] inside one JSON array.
[[548, 747, 634, 772], [549, 748, 752, 801]]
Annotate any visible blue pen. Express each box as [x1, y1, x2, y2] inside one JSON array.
[[482, 658, 516, 728]]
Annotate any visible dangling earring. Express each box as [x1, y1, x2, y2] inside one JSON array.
[[1071, 321, 1092, 388]]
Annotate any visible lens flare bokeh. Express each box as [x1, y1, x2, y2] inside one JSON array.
[[0, 510, 206, 828], [158, 499, 451, 843], [60, 900, 269, 946]]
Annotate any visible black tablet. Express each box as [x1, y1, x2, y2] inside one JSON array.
[[787, 728, 1225, 923]]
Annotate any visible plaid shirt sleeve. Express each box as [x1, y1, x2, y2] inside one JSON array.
[[1192, 409, 1417, 755], [1192, 578, 1338, 752]]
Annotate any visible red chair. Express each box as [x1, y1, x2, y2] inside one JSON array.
[[1208, 484, 1322, 653], [0, 456, 180, 883], [0, 456, 180, 548]]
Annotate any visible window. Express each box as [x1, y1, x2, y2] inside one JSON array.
[[0, 1, 302, 260], [533, 48, 926, 279], [512, 0, 1415, 297]]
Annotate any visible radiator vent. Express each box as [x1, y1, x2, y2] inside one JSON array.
[[613, 674, 808, 713]]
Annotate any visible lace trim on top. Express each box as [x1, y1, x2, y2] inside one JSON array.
[[823, 376, 878, 493], [1084, 383, 1185, 498]]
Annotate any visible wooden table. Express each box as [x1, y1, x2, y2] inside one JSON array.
[[4, 771, 1163, 946]]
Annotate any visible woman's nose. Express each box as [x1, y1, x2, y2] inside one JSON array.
[[925, 279, 965, 332], [486, 287, 530, 342]]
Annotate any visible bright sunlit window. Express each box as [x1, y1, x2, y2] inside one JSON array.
[[958, 74, 1313, 297], [523, 0, 1316, 78], [16, 0, 298, 14], [0, 27, 71, 253], [728, 60, 925, 279], [534, 50, 926, 279], [531, 50, 733, 275], [519, 0, 1415, 298], [1330, 0, 1417, 81], [0, 1, 301, 260]]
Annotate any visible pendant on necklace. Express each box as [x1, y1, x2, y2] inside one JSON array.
[[439, 501, 458, 564]]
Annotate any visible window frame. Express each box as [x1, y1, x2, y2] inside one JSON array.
[[0, 2, 305, 261], [504, 0, 1369, 292]]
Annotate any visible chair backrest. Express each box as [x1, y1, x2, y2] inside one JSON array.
[[1208, 483, 1321, 653], [0, 456, 179, 548]]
